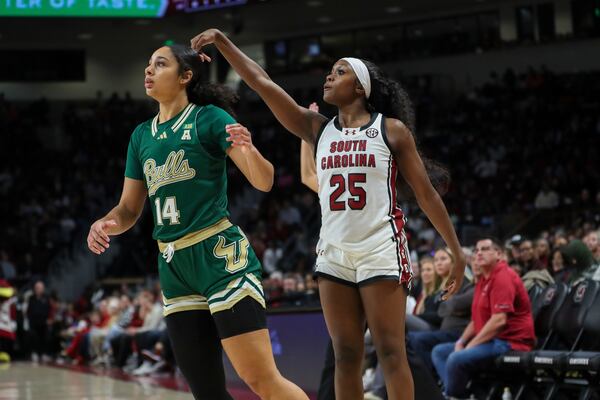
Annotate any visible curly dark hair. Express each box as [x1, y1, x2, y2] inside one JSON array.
[[361, 59, 450, 198], [168, 44, 239, 117]]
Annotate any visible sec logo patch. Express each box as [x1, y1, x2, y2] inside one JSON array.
[[366, 128, 379, 138]]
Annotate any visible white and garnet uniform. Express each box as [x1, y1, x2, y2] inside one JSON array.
[[315, 113, 413, 287]]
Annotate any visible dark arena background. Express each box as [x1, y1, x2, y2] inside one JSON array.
[[1, 0, 600, 399]]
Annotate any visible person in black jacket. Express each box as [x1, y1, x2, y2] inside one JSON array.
[[405, 249, 454, 331], [27, 280, 51, 362]]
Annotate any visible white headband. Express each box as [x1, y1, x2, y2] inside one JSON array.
[[341, 57, 371, 99]]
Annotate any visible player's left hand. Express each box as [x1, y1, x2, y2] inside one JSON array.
[[190, 28, 222, 62], [226, 123, 254, 154], [442, 250, 466, 300]]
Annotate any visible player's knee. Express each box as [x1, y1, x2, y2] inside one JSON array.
[[333, 343, 363, 370], [375, 338, 406, 368], [237, 366, 279, 396]]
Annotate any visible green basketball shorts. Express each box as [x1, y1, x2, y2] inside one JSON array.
[[157, 221, 265, 317]]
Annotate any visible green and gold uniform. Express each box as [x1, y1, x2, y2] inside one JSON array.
[[125, 103, 264, 316]]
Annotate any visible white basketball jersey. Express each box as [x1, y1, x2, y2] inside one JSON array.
[[316, 113, 406, 253]]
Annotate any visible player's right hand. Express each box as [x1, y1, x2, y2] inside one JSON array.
[[190, 29, 222, 62], [87, 219, 117, 255]]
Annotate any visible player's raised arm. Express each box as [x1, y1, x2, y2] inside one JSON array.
[[190, 29, 327, 144], [300, 102, 320, 193], [300, 140, 318, 193]]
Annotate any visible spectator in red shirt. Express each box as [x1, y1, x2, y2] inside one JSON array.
[[431, 238, 535, 398]]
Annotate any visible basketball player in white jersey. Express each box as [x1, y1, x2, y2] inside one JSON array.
[[191, 29, 466, 400]]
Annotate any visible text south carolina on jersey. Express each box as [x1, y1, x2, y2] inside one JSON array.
[[320, 139, 377, 170]]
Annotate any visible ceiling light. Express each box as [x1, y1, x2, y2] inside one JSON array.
[[385, 6, 402, 13]]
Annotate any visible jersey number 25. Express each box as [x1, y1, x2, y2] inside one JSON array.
[[329, 173, 367, 211]]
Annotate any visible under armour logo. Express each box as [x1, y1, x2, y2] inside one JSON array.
[[344, 129, 357, 136]]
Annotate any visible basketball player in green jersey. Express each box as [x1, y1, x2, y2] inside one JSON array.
[[87, 44, 309, 400]]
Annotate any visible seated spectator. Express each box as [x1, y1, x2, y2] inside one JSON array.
[[132, 328, 173, 376], [408, 257, 480, 371], [561, 240, 599, 284], [414, 257, 440, 314], [583, 230, 600, 264], [519, 240, 545, 273], [64, 309, 107, 364], [88, 297, 121, 365], [506, 236, 523, 275], [432, 238, 535, 399], [110, 290, 163, 369], [409, 258, 422, 303], [551, 248, 569, 283], [521, 262, 554, 290], [100, 293, 134, 362], [535, 238, 551, 270], [407, 253, 449, 331]]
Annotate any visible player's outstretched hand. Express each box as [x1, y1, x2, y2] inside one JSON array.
[[87, 219, 117, 255], [190, 29, 222, 62], [442, 250, 466, 300], [226, 123, 254, 154], [308, 102, 319, 112]]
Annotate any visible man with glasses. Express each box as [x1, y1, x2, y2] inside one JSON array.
[[431, 238, 535, 399]]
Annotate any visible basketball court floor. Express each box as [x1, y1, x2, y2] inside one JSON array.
[[0, 362, 264, 399]]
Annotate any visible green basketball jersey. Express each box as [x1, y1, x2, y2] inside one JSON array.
[[125, 103, 235, 242]]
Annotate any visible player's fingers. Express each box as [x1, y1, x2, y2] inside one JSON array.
[[225, 123, 243, 131], [225, 126, 244, 133], [97, 227, 110, 243], [230, 137, 249, 146], [89, 241, 103, 254], [93, 228, 109, 245], [226, 127, 251, 138], [190, 35, 205, 50], [91, 230, 109, 248], [232, 137, 250, 147]]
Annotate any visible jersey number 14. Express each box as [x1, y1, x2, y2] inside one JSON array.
[[154, 197, 181, 225]]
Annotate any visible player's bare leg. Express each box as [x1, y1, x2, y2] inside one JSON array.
[[360, 281, 414, 400], [222, 329, 309, 400], [318, 278, 366, 400]]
